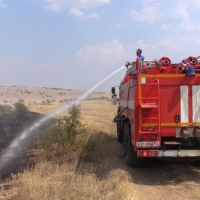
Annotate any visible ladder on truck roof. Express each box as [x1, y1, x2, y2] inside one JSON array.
[[138, 79, 161, 137]]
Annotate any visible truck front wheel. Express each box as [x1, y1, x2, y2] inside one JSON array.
[[117, 119, 123, 143], [124, 122, 144, 167]]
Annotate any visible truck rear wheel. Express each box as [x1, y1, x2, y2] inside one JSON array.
[[124, 122, 144, 167]]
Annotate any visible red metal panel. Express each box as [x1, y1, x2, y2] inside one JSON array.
[[160, 85, 180, 124]]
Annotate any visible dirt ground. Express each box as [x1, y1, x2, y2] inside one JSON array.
[[129, 160, 200, 200], [0, 87, 200, 199], [76, 132, 200, 200]]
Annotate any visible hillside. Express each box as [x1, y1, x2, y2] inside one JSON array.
[[0, 86, 110, 105]]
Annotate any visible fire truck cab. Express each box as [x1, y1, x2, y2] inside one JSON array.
[[112, 56, 200, 167]]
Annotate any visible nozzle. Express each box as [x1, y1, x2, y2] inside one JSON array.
[[194, 128, 200, 139], [181, 128, 190, 140], [125, 61, 130, 68]]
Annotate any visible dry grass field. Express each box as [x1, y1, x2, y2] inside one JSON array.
[[0, 86, 200, 200]]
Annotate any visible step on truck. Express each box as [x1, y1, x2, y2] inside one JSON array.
[[112, 56, 200, 167]]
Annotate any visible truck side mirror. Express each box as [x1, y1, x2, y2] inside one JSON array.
[[111, 87, 115, 94], [112, 93, 117, 98]]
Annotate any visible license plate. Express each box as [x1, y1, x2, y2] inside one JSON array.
[[136, 141, 160, 147]]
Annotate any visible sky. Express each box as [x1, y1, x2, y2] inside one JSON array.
[[0, 0, 200, 91]]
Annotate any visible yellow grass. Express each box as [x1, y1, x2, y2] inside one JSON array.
[[13, 153, 138, 200], [2, 96, 140, 200], [11, 123, 139, 199], [0, 89, 139, 200], [1, 87, 200, 200]]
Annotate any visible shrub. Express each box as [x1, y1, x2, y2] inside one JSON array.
[[69, 105, 81, 118], [38, 106, 87, 159], [0, 107, 5, 113], [99, 96, 109, 100], [14, 102, 28, 116], [46, 99, 51, 104], [24, 89, 31, 94], [18, 99, 25, 103]]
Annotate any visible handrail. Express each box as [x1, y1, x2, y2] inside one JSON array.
[[155, 79, 161, 134], [113, 106, 128, 122]]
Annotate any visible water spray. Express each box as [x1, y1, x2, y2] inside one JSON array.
[[0, 66, 125, 172]]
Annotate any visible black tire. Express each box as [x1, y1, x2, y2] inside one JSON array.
[[117, 120, 123, 143], [124, 122, 144, 167], [123, 123, 127, 157]]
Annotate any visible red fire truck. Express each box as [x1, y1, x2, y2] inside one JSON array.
[[112, 56, 200, 167]]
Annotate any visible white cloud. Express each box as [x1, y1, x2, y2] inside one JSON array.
[[85, 13, 99, 19], [74, 39, 164, 66], [125, 40, 159, 62], [162, 5, 200, 54], [44, 0, 107, 19], [135, 35, 200, 62], [76, 40, 126, 64], [171, 3, 200, 32], [0, 0, 5, 7], [44, 0, 110, 11], [159, 37, 184, 51], [153, 1, 200, 60], [69, 9, 99, 19], [131, 0, 161, 24], [74, 38, 185, 66], [161, 23, 172, 30], [69, 9, 84, 17], [195, 0, 200, 7], [175, 7, 189, 20]]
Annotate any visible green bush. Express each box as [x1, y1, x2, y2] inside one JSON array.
[[38, 106, 87, 159], [18, 99, 25, 103], [14, 102, 29, 116], [68, 105, 81, 118], [99, 96, 109, 100], [46, 99, 51, 104]]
